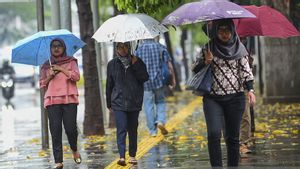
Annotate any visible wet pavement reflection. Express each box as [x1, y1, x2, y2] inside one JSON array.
[[0, 84, 299, 168], [137, 99, 300, 168]]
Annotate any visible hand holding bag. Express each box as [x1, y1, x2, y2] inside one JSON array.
[[186, 64, 212, 96]]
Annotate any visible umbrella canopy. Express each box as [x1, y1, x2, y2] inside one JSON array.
[[12, 29, 85, 66], [235, 5, 300, 38], [162, 0, 256, 26], [92, 13, 168, 43]]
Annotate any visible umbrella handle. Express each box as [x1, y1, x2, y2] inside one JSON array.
[[206, 23, 210, 51], [48, 58, 52, 67]]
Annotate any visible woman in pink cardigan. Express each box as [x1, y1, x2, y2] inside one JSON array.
[[40, 39, 81, 169]]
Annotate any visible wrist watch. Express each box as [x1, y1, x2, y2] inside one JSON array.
[[249, 89, 255, 93]]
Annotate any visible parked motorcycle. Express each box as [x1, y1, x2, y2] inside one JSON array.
[[0, 73, 15, 101]]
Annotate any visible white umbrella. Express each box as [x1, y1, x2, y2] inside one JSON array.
[[92, 13, 168, 42]]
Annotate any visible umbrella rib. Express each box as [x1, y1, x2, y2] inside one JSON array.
[[13, 39, 36, 64], [36, 36, 45, 66]]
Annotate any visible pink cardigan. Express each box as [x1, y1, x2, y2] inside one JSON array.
[[40, 60, 80, 108]]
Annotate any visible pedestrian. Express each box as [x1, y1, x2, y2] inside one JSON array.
[[39, 39, 81, 169], [0, 60, 16, 101], [135, 38, 176, 137], [106, 42, 149, 166], [239, 37, 255, 154], [199, 19, 256, 167]]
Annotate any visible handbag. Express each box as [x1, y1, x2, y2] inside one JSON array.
[[186, 64, 212, 96], [160, 50, 171, 85]]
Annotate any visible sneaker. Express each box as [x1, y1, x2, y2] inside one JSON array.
[[240, 144, 252, 154], [157, 123, 168, 135]]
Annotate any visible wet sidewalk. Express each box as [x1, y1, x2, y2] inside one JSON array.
[[0, 90, 300, 169], [136, 101, 300, 169]]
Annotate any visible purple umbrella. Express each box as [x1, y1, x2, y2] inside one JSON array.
[[162, 0, 256, 26]]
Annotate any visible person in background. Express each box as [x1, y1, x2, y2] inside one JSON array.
[[0, 60, 15, 77], [135, 38, 176, 137], [239, 37, 256, 154], [0, 60, 16, 100], [40, 39, 81, 169], [106, 42, 149, 166], [201, 19, 256, 167]]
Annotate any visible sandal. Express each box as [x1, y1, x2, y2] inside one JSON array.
[[53, 163, 63, 169], [117, 159, 126, 166], [129, 157, 138, 165], [73, 151, 82, 164]]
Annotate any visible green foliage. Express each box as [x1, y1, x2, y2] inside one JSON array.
[[98, 0, 114, 22], [189, 23, 210, 46], [113, 0, 210, 46], [250, 0, 261, 5], [114, 0, 186, 20], [0, 2, 36, 22]]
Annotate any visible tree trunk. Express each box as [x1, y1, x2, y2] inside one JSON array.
[[76, 0, 105, 135], [108, 0, 122, 128], [164, 32, 182, 92], [180, 28, 189, 82]]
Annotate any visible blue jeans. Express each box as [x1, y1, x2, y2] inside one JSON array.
[[203, 93, 245, 167], [143, 87, 167, 135], [114, 110, 139, 158]]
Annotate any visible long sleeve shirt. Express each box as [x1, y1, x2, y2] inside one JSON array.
[[210, 55, 254, 96], [39, 60, 80, 108]]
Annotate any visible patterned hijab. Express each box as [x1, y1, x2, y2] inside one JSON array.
[[116, 42, 132, 69]]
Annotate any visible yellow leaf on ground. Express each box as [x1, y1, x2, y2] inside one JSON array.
[[255, 133, 265, 139], [291, 130, 299, 134], [38, 150, 47, 157], [200, 141, 207, 149], [178, 136, 188, 141], [272, 130, 287, 135], [27, 138, 40, 144], [194, 136, 205, 141]]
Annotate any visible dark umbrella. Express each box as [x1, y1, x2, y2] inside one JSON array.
[[235, 5, 300, 38]]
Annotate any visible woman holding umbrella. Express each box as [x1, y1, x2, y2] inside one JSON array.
[[40, 39, 82, 169], [106, 42, 149, 166], [201, 19, 256, 167]]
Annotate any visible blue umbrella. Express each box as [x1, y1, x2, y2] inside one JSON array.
[[12, 29, 85, 66]]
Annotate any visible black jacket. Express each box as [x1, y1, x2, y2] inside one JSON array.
[[106, 57, 149, 112]]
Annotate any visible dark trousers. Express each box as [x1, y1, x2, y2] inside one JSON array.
[[114, 110, 139, 158], [47, 103, 78, 163], [203, 93, 245, 167]]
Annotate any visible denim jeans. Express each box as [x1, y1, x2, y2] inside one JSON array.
[[203, 93, 245, 167], [143, 87, 166, 135], [114, 110, 139, 158]]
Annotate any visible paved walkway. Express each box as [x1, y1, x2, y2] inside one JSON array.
[[0, 90, 299, 169]]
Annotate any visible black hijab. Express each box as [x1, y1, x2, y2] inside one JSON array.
[[210, 19, 248, 60]]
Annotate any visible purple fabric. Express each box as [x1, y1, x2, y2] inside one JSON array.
[[162, 0, 256, 26]]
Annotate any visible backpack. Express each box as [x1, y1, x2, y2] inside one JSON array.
[[160, 50, 171, 85]]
